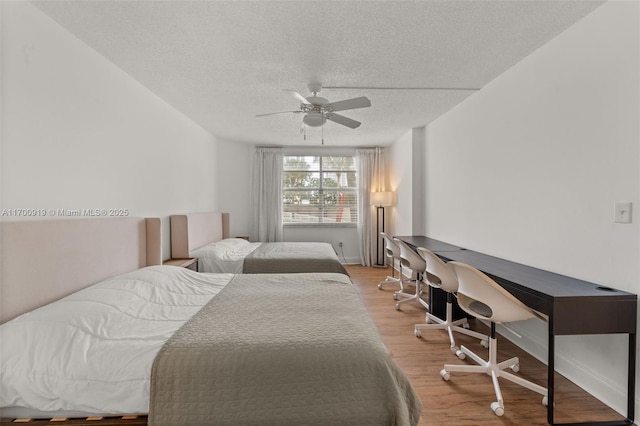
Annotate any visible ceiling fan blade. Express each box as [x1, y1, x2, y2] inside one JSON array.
[[282, 89, 312, 105], [329, 96, 371, 112], [256, 110, 303, 117], [326, 113, 361, 129]]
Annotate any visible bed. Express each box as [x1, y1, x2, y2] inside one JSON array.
[[0, 217, 421, 425], [170, 212, 349, 275]]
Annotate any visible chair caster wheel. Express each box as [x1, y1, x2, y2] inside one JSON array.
[[452, 347, 465, 360], [395, 303, 401, 311], [393, 293, 399, 300], [542, 396, 548, 407], [462, 323, 470, 329], [377, 284, 383, 290], [414, 329, 421, 338], [481, 339, 489, 348], [440, 369, 450, 381], [511, 363, 520, 373], [490, 402, 504, 417]]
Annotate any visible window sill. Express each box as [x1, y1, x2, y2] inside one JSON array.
[[283, 223, 357, 228]]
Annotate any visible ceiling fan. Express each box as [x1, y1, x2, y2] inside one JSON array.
[[256, 83, 371, 129]]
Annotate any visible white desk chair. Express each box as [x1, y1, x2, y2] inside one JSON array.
[[414, 247, 488, 358], [377, 232, 404, 291], [440, 261, 547, 417], [393, 238, 429, 311]]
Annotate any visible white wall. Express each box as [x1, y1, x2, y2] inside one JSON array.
[[214, 138, 252, 238], [411, 127, 426, 236], [426, 1, 639, 287], [389, 129, 413, 236], [400, 0, 638, 415], [390, 127, 428, 237], [1, 2, 219, 259]]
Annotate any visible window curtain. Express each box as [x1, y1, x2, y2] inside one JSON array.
[[250, 147, 283, 242], [356, 147, 387, 266]]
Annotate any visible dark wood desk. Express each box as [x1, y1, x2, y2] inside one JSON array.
[[396, 236, 637, 425]]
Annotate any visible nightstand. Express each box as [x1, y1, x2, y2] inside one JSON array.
[[163, 258, 198, 271]]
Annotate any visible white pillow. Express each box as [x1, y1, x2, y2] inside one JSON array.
[[205, 238, 249, 254]]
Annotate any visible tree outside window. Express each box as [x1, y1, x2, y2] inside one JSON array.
[[283, 155, 357, 224]]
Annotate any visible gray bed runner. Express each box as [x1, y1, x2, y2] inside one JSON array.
[[149, 273, 420, 425], [242, 242, 349, 275]]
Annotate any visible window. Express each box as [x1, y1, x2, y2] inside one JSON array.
[[283, 155, 357, 224]]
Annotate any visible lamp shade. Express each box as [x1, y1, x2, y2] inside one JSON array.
[[370, 191, 392, 206]]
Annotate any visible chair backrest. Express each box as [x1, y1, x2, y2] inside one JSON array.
[[381, 232, 401, 260], [417, 247, 458, 293], [394, 238, 426, 273], [448, 261, 542, 324]]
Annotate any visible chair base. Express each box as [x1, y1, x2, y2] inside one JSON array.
[[394, 279, 429, 310], [415, 296, 488, 359], [378, 276, 403, 290], [378, 265, 404, 290], [440, 325, 547, 417]]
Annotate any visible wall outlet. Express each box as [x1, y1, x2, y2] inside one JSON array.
[[615, 202, 632, 223], [338, 242, 343, 248]]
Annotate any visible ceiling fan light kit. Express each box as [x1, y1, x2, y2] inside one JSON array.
[[302, 111, 327, 127]]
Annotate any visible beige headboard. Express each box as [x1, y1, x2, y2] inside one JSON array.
[[170, 212, 230, 259], [0, 217, 162, 324]]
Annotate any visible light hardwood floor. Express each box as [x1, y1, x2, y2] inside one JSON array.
[[346, 264, 625, 425]]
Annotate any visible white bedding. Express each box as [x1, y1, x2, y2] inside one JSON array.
[[0, 266, 232, 416], [190, 237, 261, 273]]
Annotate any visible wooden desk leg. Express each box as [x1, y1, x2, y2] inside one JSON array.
[[548, 320, 555, 425], [547, 326, 635, 426], [627, 332, 636, 423]]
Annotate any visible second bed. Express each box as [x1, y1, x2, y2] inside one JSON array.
[[170, 212, 348, 275]]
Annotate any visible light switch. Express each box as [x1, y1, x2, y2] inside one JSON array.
[[615, 202, 632, 223]]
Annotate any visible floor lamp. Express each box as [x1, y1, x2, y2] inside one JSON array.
[[371, 191, 392, 267]]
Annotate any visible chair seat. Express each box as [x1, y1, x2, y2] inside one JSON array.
[[468, 300, 493, 317]]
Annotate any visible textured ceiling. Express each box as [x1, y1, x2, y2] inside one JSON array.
[[33, 0, 604, 147]]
